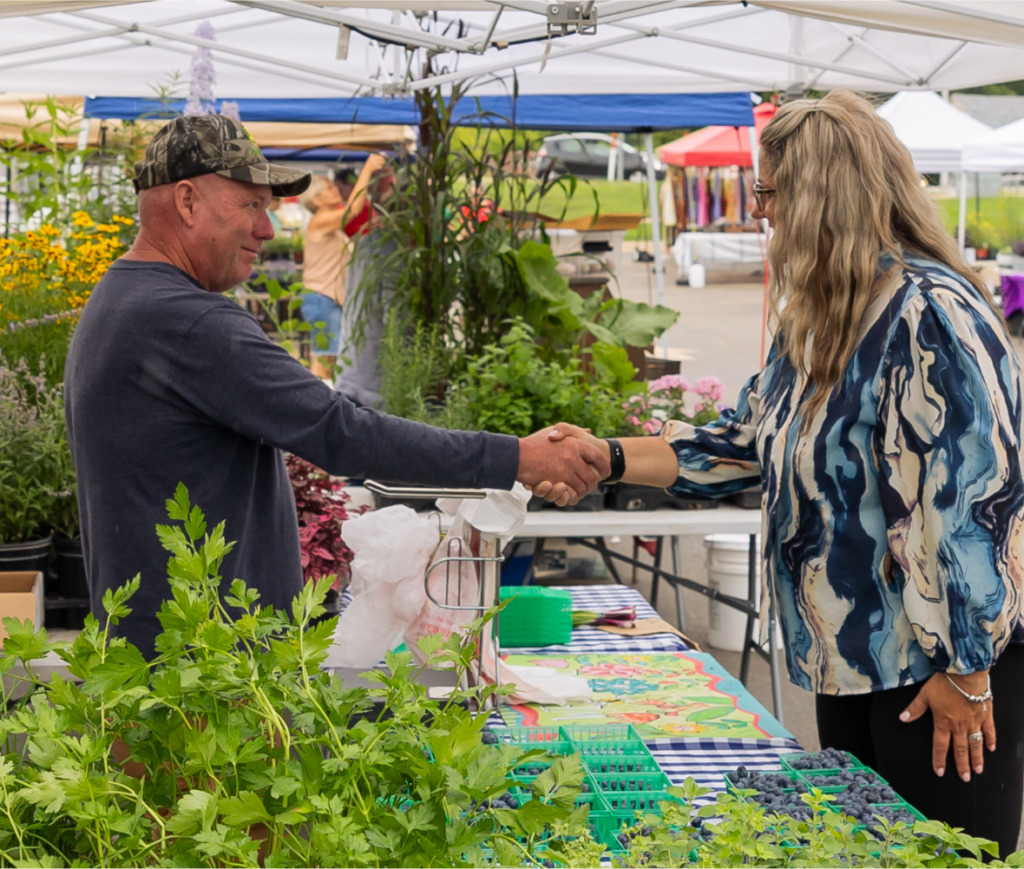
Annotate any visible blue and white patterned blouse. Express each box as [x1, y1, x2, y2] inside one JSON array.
[[664, 255, 1024, 695]]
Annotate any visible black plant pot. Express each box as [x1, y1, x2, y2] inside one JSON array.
[[0, 534, 52, 576], [46, 535, 91, 630], [53, 535, 88, 599], [605, 483, 718, 512]]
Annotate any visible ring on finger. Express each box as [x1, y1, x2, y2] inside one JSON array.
[[969, 731, 984, 742]]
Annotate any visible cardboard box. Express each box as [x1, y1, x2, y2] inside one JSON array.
[[0, 571, 44, 639]]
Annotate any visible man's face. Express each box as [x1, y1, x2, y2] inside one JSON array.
[[185, 174, 275, 292]]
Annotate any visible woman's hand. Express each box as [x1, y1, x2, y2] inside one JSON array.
[[900, 670, 994, 781], [531, 426, 681, 506]]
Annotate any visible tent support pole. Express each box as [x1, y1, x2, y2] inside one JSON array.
[[958, 171, 967, 252], [644, 132, 668, 357]]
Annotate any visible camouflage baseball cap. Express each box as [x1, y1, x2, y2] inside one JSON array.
[[134, 115, 310, 197]]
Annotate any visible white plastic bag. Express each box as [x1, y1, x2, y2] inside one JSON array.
[[325, 506, 439, 669]]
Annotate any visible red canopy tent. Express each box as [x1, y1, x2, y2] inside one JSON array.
[[659, 103, 777, 168]]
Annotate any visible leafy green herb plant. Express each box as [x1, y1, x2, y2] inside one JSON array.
[[0, 362, 75, 544], [0, 484, 589, 867]]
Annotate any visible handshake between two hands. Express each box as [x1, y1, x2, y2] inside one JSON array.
[[517, 424, 611, 508]]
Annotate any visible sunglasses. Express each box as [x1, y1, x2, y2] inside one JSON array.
[[753, 182, 776, 212]]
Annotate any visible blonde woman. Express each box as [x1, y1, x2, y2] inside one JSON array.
[[539, 91, 1024, 853], [298, 174, 350, 379]]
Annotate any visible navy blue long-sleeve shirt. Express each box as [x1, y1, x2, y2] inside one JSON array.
[[65, 259, 518, 658]]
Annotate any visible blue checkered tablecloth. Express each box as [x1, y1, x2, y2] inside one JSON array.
[[337, 583, 690, 655], [647, 736, 802, 804]]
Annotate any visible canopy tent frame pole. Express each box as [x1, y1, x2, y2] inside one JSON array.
[[234, 0, 479, 54], [644, 132, 668, 358], [74, 9, 381, 91], [11, 23, 357, 94], [957, 171, 968, 252], [911, 0, 1024, 31], [591, 46, 778, 89], [469, 0, 704, 47], [621, 24, 913, 87], [828, 22, 920, 81]]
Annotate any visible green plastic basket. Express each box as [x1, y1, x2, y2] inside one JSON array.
[[591, 770, 673, 795], [584, 754, 662, 776], [499, 587, 572, 647]]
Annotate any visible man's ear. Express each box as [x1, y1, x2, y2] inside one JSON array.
[[173, 180, 199, 226]]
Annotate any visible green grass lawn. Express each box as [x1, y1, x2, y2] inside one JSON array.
[[537, 178, 649, 221], [935, 196, 1024, 250]]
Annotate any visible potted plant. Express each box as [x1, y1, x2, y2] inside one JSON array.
[[0, 485, 593, 867], [285, 454, 360, 617], [0, 363, 74, 577]]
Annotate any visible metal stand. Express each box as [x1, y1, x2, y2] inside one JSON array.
[[365, 481, 505, 711]]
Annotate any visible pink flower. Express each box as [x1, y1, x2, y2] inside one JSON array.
[[693, 376, 725, 402], [642, 420, 659, 434], [628, 415, 641, 426], [649, 374, 691, 394]]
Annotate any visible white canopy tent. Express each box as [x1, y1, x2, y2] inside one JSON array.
[[876, 91, 992, 251], [876, 91, 991, 174], [963, 116, 1024, 174], [5, 1, 1024, 303], [3, 2, 1024, 101]]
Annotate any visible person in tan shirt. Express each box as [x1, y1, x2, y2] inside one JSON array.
[[297, 156, 387, 380], [298, 176, 348, 379]]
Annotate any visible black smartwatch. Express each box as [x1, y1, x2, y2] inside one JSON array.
[[604, 438, 626, 484]]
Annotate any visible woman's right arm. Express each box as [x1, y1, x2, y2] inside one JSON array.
[[660, 370, 762, 498], [537, 371, 763, 504]]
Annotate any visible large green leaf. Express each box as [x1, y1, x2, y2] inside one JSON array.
[[590, 342, 638, 392], [598, 300, 679, 348], [516, 240, 581, 315]]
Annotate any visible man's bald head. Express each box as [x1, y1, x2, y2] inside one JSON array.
[[130, 174, 275, 293]]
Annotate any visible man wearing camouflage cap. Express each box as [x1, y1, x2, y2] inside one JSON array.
[[65, 115, 608, 658]]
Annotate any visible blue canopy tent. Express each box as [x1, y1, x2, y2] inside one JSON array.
[[85, 91, 755, 318], [84, 92, 754, 131]]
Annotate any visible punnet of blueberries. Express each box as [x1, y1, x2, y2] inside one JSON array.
[[786, 748, 858, 770], [827, 781, 909, 822], [729, 766, 807, 794]]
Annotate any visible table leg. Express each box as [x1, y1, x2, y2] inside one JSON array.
[[651, 537, 664, 610], [525, 538, 546, 586], [739, 533, 757, 685], [670, 536, 685, 632], [592, 538, 626, 586], [768, 609, 785, 725]]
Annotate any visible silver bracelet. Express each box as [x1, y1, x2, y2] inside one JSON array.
[[944, 673, 993, 704]]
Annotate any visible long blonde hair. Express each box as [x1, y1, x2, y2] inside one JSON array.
[[759, 90, 995, 420]]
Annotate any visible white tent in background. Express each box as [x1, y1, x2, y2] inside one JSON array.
[[963, 117, 1024, 173], [876, 91, 991, 174], [877, 91, 993, 252], [960, 118, 1024, 251]]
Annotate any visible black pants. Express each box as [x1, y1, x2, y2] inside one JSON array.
[[816, 643, 1024, 860]]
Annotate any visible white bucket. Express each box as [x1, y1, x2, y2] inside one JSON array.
[[704, 533, 758, 652], [689, 262, 706, 288]]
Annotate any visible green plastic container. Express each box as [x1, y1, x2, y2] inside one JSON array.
[[499, 587, 572, 647], [584, 754, 662, 775], [591, 770, 673, 795]]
